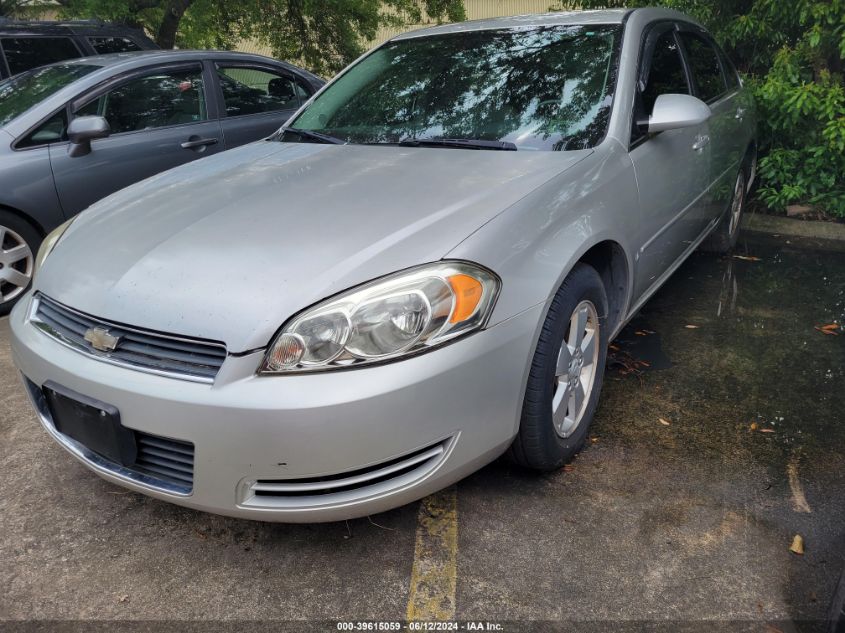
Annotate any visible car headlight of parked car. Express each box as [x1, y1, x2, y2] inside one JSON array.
[[261, 261, 500, 374], [34, 218, 76, 277]]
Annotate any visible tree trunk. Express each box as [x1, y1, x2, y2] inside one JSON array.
[[156, 0, 193, 49]]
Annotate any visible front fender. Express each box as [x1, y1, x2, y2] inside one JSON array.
[[446, 140, 640, 329]]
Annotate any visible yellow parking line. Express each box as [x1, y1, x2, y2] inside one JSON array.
[[406, 486, 458, 621]]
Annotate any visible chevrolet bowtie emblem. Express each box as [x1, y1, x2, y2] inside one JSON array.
[[84, 327, 121, 353]]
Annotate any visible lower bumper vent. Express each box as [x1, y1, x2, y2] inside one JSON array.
[[241, 439, 450, 508], [133, 433, 194, 490]]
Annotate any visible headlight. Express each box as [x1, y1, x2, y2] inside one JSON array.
[[34, 218, 75, 277], [260, 261, 500, 374]]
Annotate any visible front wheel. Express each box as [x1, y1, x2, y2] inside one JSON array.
[[0, 211, 40, 316], [509, 263, 609, 471]]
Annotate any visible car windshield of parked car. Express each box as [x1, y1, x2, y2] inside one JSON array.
[[0, 64, 99, 128], [288, 25, 621, 151]]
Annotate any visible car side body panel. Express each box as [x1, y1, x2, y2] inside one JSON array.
[[0, 143, 64, 232]]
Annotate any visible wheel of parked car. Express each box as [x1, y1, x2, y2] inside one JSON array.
[[0, 210, 39, 316], [702, 168, 747, 253], [510, 263, 609, 471]]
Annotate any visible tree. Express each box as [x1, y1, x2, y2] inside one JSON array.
[[56, 0, 466, 75], [0, 0, 26, 17], [572, 0, 845, 216]]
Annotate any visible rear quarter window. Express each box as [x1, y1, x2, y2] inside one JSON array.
[[88, 37, 142, 54], [1, 37, 82, 76]]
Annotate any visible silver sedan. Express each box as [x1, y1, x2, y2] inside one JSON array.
[[10, 8, 756, 522]]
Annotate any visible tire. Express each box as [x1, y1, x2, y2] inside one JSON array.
[[509, 263, 609, 471], [0, 210, 41, 316], [701, 168, 747, 253]]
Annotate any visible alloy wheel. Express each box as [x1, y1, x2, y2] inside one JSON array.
[[0, 225, 34, 305], [552, 300, 600, 438]]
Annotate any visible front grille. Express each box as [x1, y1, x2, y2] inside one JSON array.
[[242, 440, 450, 508], [134, 432, 195, 490], [31, 294, 227, 383]]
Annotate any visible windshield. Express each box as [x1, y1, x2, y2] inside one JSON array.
[[0, 64, 100, 128], [289, 25, 621, 151]]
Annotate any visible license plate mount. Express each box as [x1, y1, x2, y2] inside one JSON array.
[[42, 381, 137, 466]]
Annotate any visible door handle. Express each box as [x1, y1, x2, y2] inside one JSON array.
[[181, 137, 219, 150], [692, 135, 711, 152]]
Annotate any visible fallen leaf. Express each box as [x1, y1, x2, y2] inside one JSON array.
[[659, 418, 671, 426], [590, 437, 599, 443], [733, 255, 762, 262], [635, 330, 648, 336], [760, 428, 776, 434], [750, 422, 758, 431], [117, 594, 130, 604], [685, 324, 700, 329], [789, 534, 804, 555], [816, 323, 841, 336], [563, 464, 575, 473]]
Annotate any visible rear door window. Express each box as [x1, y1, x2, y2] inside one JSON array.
[[1, 37, 82, 76], [216, 65, 302, 117], [88, 37, 142, 54], [679, 33, 727, 103]]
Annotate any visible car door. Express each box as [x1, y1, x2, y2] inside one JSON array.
[[629, 23, 712, 302], [49, 62, 223, 216], [213, 62, 310, 149], [677, 28, 739, 227]]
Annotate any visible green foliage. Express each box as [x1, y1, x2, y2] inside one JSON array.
[[56, 0, 467, 76], [576, 0, 845, 217]]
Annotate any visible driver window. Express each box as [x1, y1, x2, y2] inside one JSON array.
[[642, 31, 689, 114], [75, 68, 207, 134]]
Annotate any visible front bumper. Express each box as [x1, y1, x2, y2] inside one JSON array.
[[10, 295, 542, 522]]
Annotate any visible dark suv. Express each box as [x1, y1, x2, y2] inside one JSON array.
[[0, 19, 158, 79]]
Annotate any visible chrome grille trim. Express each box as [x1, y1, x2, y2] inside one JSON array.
[[29, 294, 227, 384]]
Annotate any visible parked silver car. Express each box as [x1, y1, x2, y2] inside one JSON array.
[[0, 50, 324, 313], [11, 8, 756, 522]]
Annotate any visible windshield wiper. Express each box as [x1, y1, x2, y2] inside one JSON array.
[[397, 138, 517, 151], [278, 127, 346, 145]]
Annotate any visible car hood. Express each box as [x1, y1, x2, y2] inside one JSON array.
[[37, 141, 590, 353]]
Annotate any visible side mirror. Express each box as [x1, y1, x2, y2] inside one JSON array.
[[647, 94, 711, 133], [67, 116, 111, 158]]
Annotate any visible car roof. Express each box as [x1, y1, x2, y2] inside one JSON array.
[[0, 19, 147, 37], [41, 49, 323, 83], [389, 7, 695, 40]]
